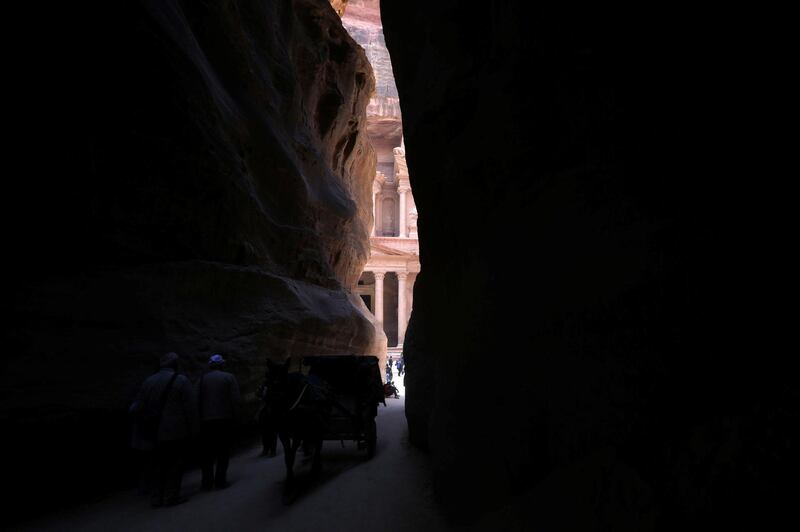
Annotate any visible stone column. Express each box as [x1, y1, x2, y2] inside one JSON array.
[[398, 186, 410, 238], [408, 209, 418, 238], [371, 191, 376, 236], [397, 271, 408, 345], [372, 182, 382, 237], [408, 273, 416, 323], [374, 197, 383, 237], [373, 271, 385, 326]]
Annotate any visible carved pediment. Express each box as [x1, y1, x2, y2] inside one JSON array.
[[371, 242, 407, 256]]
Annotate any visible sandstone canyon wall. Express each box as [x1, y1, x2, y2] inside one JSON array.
[[3, 0, 378, 518], [382, 2, 790, 530], [329, 0, 348, 17], [342, 0, 403, 181], [341, 0, 400, 119]]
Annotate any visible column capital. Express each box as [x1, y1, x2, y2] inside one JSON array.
[[373, 271, 386, 280], [396, 271, 409, 281], [397, 185, 411, 195]]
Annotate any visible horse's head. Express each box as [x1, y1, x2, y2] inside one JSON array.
[[265, 357, 293, 399], [266, 357, 290, 380]]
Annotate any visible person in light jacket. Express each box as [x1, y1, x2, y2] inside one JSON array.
[[197, 354, 241, 490], [130, 352, 196, 507]]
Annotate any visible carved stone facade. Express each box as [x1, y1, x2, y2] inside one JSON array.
[[343, 2, 419, 349], [356, 143, 419, 347]]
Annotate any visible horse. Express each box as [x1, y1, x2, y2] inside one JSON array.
[[265, 359, 332, 500]]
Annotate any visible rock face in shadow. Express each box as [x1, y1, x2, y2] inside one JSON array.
[[2, 0, 378, 518], [381, 2, 790, 530]]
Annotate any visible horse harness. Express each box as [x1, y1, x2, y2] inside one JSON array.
[[288, 383, 309, 411], [285, 380, 362, 427]]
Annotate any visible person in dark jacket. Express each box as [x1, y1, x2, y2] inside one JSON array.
[[130, 352, 196, 507], [197, 354, 241, 490]]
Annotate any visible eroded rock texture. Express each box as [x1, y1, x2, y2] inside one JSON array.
[[342, 0, 400, 118], [3, 0, 377, 517], [382, 2, 791, 530]]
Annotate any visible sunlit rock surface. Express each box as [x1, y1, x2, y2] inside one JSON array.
[[342, 0, 399, 118], [3, 0, 378, 518], [330, 0, 348, 17]]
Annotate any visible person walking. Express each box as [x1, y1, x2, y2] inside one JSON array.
[[130, 352, 196, 508], [197, 354, 241, 490]]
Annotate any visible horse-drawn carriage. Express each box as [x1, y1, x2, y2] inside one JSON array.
[[266, 354, 385, 499], [301, 354, 385, 458]]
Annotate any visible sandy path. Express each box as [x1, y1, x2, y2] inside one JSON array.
[[17, 375, 449, 532]]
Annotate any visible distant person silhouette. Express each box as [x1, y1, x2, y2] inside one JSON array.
[[130, 352, 196, 507], [197, 354, 241, 490]]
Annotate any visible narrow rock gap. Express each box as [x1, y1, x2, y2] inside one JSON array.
[[2, 1, 789, 530]]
